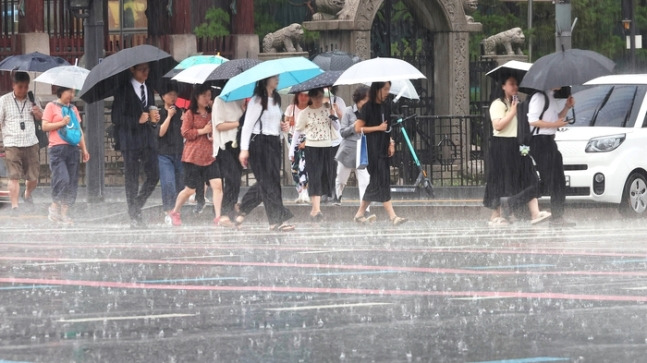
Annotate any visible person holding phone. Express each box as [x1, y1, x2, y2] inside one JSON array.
[[527, 86, 576, 227], [483, 75, 550, 226], [0, 72, 43, 216], [237, 76, 295, 232]]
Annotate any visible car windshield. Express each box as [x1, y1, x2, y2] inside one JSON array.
[[568, 85, 645, 127]]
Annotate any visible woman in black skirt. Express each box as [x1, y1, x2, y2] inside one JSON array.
[[237, 76, 295, 232], [295, 87, 341, 220], [483, 75, 551, 226], [352, 81, 407, 225]]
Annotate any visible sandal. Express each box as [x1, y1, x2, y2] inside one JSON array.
[[390, 216, 408, 226], [234, 213, 246, 226], [531, 211, 552, 225], [270, 222, 295, 232], [215, 216, 234, 227], [353, 214, 377, 224], [488, 217, 509, 227]]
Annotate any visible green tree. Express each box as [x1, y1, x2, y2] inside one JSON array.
[[194, 7, 231, 39]]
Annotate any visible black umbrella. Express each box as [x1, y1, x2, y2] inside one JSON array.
[[519, 48, 615, 91], [289, 71, 343, 93], [0, 52, 69, 72], [204, 58, 262, 81], [311, 51, 361, 71], [79, 44, 177, 103]]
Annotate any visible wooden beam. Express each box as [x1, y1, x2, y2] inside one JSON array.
[[18, 0, 44, 33]]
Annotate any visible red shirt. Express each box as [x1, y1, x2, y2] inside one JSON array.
[[181, 110, 215, 166]]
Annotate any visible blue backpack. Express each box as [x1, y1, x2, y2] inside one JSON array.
[[56, 103, 82, 146]]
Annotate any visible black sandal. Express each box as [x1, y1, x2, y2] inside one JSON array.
[[270, 222, 295, 232]]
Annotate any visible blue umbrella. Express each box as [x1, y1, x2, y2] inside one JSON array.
[[219, 57, 323, 101]]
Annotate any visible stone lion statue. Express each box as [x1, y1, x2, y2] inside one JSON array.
[[481, 27, 525, 56], [312, 0, 358, 21], [463, 0, 478, 23], [262, 23, 304, 53]]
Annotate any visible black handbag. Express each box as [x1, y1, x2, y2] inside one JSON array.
[[28, 92, 48, 148]]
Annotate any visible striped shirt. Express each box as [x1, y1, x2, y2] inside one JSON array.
[[0, 92, 38, 148]]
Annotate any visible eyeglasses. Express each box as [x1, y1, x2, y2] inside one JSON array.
[[20, 121, 25, 130]]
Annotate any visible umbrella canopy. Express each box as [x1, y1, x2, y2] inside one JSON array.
[[219, 57, 323, 101], [204, 58, 262, 81], [0, 52, 69, 72], [311, 51, 362, 71], [334, 57, 426, 86], [79, 44, 177, 103], [364, 79, 420, 100], [519, 49, 615, 91], [171, 63, 221, 84], [34, 65, 90, 90], [289, 71, 343, 93], [486, 60, 532, 83], [163, 54, 228, 78]]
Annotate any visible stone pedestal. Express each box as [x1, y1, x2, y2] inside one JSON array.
[[168, 34, 197, 62], [258, 52, 309, 62], [21, 33, 50, 54], [232, 34, 260, 59], [481, 54, 530, 67]]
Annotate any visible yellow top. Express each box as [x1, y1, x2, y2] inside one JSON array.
[[489, 98, 517, 138]]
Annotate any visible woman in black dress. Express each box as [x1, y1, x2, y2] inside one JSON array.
[[483, 75, 551, 226], [352, 81, 407, 225]]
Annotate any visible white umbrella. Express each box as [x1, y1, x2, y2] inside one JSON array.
[[34, 64, 90, 90], [364, 79, 420, 101], [334, 57, 426, 86], [172, 63, 221, 84]]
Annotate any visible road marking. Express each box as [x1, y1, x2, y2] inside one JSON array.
[[465, 264, 556, 270], [3, 277, 647, 302], [449, 296, 519, 301], [297, 249, 359, 254], [609, 258, 647, 264], [622, 286, 647, 291], [0, 359, 34, 363], [265, 302, 393, 312], [57, 313, 198, 323], [161, 255, 242, 260], [309, 271, 400, 276], [467, 358, 569, 363], [0, 285, 53, 290], [139, 277, 245, 283]]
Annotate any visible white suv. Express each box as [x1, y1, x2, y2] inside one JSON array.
[[555, 74, 647, 216]]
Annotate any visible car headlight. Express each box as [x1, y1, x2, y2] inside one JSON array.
[[585, 134, 626, 153]]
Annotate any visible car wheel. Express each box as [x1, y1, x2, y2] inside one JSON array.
[[620, 172, 647, 217]]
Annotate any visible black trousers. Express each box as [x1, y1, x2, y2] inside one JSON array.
[[240, 134, 293, 225], [530, 135, 566, 218], [219, 142, 242, 218], [122, 147, 159, 220]]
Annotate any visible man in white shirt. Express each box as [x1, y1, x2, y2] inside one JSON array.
[[527, 88, 575, 227], [0, 72, 43, 215]]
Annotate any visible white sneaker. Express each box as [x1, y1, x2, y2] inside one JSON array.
[[164, 215, 172, 226], [189, 194, 196, 204]]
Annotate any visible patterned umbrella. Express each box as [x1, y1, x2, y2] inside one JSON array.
[[0, 52, 69, 72], [204, 58, 262, 81], [311, 51, 362, 71], [289, 71, 343, 93]]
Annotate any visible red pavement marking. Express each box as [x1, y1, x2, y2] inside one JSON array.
[[2, 256, 647, 277], [0, 276, 646, 302]]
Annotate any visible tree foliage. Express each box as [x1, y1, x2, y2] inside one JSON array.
[[194, 7, 231, 39]]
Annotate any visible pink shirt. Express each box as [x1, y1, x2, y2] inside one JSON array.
[[42, 102, 83, 147]]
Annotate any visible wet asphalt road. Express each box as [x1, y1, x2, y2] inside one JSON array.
[[2, 210, 647, 362]]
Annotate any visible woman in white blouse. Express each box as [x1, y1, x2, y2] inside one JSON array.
[[237, 76, 295, 232]]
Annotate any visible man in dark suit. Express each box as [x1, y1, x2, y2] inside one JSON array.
[[111, 62, 161, 228]]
